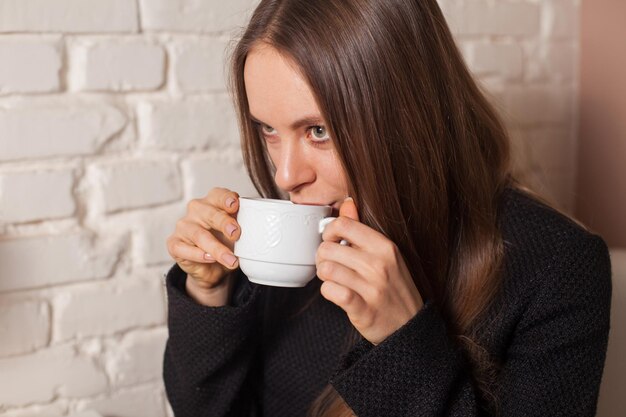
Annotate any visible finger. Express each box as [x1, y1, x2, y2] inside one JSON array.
[[187, 199, 240, 241], [320, 280, 367, 318], [168, 237, 217, 264], [339, 197, 359, 222], [321, 216, 387, 251], [316, 241, 373, 279], [204, 187, 240, 215], [317, 260, 370, 296], [178, 221, 239, 269]]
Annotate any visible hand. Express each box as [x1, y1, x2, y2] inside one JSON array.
[[315, 198, 424, 345], [166, 188, 241, 305]]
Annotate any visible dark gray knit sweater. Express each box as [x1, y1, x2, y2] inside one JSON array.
[[163, 188, 612, 417]]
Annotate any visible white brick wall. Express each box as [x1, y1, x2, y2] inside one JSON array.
[[104, 328, 168, 387], [0, 233, 124, 292], [171, 37, 231, 93], [441, 0, 581, 209], [0, 0, 139, 33], [71, 39, 166, 92], [0, 169, 76, 223], [75, 385, 167, 417], [0, 37, 62, 94], [463, 42, 524, 80], [0, 403, 66, 417], [0, 301, 49, 356], [0, 101, 127, 161], [453, 1, 541, 36], [182, 155, 257, 200], [137, 96, 240, 150], [139, 0, 255, 33], [52, 279, 166, 341], [0, 0, 583, 415], [91, 159, 182, 213], [0, 345, 108, 407]]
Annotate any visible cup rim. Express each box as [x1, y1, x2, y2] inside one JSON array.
[[239, 197, 332, 210]]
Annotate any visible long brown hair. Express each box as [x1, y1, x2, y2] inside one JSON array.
[[230, 0, 512, 414]]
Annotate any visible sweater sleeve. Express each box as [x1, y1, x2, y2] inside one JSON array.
[[163, 264, 263, 417], [330, 234, 612, 417]]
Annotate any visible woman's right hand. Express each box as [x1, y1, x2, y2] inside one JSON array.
[[166, 187, 241, 306]]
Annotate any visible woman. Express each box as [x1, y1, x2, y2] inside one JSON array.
[[164, 0, 612, 416]]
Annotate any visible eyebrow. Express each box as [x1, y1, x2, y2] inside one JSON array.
[[249, 114, 325, 131]]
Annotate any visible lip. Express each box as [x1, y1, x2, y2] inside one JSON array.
[[292, 200, 337, 208]]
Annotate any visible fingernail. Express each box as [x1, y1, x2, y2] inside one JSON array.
[[226, 197, 236, 208], [226, 223, 237, 236], [221, 253, 237, 267], [344, 196, 353, 202]]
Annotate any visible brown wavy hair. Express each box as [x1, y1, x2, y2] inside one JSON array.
[[230, 0, 512, 415]]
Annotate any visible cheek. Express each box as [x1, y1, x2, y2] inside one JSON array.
[[265, 143, 280, 167], [324, 154, 349, 192]]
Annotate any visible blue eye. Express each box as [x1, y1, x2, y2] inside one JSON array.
[[310, 126, 329, 141]]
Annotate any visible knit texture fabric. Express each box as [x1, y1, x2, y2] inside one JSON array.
[[163, 188, 612, 417]]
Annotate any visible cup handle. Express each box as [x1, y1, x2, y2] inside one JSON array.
[[318, 217, 349, 246]]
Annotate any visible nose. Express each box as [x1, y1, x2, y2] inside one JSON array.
[[273, 139, 315, 193]]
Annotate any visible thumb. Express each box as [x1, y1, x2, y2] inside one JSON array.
[[339, 197, 360, 222]]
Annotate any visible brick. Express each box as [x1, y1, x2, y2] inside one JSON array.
[[455, 1, 541, 37], [182, 156, 258, 200], [542, 0, 579, 40], [0, 233, 124, 292], [0, 0, 138, 33], [137, 97, 239, 150], [0, 345, 107, 407], [92, 159, 182, 213], [0, 403, 66, 417], [73, 40, 165, 92], [105, 328, 168, 387], [139, 0, 257, 32], [464, 42, 523, 80], [0, 102, 127, 161], [0, 37, 62, 94], [499, 85, 574, 127], [0, 301, 49, 357], [0, 169, 75, 223], [544, 43, 576, 82], [172, 37, 230, 92], [135, 204, 185, 265], [76, 385, 166, 417], [526, 42, 576, 82], [53, 280, 166, 341]]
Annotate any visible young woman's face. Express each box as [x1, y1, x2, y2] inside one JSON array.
[[243, 43, 349, 211]]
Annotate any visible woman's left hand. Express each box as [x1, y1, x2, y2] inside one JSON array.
[[316, 197, 424, 345]]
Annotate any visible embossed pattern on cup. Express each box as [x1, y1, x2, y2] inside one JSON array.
[[256, 210, 282, 255]]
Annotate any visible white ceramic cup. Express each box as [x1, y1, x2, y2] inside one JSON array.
[[234, 197, 343, 287]]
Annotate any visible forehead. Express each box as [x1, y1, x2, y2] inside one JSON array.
[[243, 43, 321, 123]]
